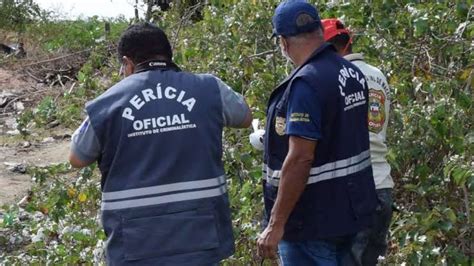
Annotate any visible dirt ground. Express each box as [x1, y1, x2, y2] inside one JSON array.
[[0, 67, 71, 206], [0, 140, 70, 205]]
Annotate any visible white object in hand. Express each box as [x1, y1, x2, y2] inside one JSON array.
[[250, 119, 265, 150], [249, 130, 265, 150]]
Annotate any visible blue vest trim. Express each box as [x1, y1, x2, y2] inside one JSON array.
[[264, 149, 371, 186], [101, 175, 227, 211]]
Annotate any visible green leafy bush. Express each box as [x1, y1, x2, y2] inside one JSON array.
[[1, 164, 105, 265], [25, 17, 129, 52], [1, 0, 472, 265]]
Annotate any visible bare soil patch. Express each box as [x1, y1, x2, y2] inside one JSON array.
[[0, 139, 70, 206], [0, 66, 73, 206]]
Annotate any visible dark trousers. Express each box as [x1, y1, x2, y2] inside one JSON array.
[[352, 188, 393, 266]]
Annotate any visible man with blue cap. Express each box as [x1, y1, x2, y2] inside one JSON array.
[[257, 1, 377, 265]]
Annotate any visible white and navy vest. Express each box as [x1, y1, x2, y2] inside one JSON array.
[[86, 61, 234, 265]]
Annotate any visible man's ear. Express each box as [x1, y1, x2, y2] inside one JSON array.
[[281, 37, 293, 59], [122, 56, 135, 76], [280, 37, 286, 49]]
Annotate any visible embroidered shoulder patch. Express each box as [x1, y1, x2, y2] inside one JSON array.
[[368, 89, 386, 133], [289, 112, 310, 122]]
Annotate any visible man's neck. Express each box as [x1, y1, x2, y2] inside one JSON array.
[[292, 41, 324, 67]]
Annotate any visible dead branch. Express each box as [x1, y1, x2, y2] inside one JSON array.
[[246, 49, 278, 60], [56, 74, 65, 89], [24, 69, 44, 83], [39, 65, 73, 73], [1, 88, 49, 114], [462, 184, 471, 224], [20, 49, 91, 68], [68, 82, 77, 94], [172, 2, 206, 47]]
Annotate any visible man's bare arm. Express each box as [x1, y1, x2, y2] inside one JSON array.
[[257, 136, 316, 258], [270, 136, 316, 226], [69, 152, 94, 168]]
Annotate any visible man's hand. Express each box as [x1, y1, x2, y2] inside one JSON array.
[[257, 223, 284, 259], [257, 136, 316, 259]]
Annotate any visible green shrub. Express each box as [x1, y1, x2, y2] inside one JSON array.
[[1, 0, 472, 264]]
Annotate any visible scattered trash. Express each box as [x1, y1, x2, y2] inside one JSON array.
[[21, 141, 31, 148], [52, 133, 71, 140], [0, 43, 14, 54], [21, 229, 30, 238], [81, 229, 92, 236], [4, 162, 27, 174], [18, 210, 31, 221], [21, 47, 101, 86], [31, 228, 45, 243], [0, 92, 17, 108], [14, 101, 25, 111], [0, 43, 26, 58], [17, 195, 30, 208], [4, 117, 18, 129], [46, 120, 60, 129], [9, 236, 17, 245], [32, 211, 44, 222], [42, 137, 55, 143], [60, 225, 81, 236], [6, 129, 20, 136]]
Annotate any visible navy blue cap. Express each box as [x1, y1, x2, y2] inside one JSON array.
[[272, 0, 321, 37]]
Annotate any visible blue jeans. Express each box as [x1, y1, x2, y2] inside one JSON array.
[[352, 188, 393, 266], [278, 236, 357, 266]]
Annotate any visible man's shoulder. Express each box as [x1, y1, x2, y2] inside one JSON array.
[[350, 58, 387, 81], [89, 75, 141, 103], [299, 54, 338, 78], [175, 72, 222, 89], [299, 52, 359, 82], [178, 70, 215, 81]]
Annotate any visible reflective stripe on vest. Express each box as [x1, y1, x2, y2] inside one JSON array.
[[264, 150, 371, 187], [101, 175, 227, 211]]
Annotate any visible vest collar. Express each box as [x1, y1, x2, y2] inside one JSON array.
[[343, 53, 364, 62], [267, 43, 336, 112], [275, 43, 335, 89]]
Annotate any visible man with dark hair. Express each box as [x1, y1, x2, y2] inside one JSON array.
[[257, 1, 376, 265], [69, 22, 252, 265], [322, 18, 394, 266], [117, 23, 173, 64]]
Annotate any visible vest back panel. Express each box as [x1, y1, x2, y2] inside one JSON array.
[[86, 69, 234, 264], [87, 70, 225, 191]]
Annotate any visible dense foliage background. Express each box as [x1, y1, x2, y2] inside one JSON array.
[[1, 0, 472, 265]]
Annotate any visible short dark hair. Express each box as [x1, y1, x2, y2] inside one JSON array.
[[327, 33, 352, 54], [117, 22, 172, 64]]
